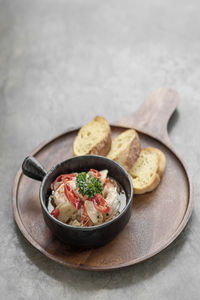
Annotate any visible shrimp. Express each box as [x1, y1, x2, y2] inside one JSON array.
[[99, 169, 108, 184], [103, 182, 120, 220], [52, 183, 66, 206], [52, 179, 78, 206], [49, 170, 123, 227], [56, 199, 77, 223], [84, 200, 103, 225]]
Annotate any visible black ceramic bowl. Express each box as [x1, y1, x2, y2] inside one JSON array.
[[22, 155, 133, 248]]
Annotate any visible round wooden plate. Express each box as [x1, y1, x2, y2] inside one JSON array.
[[12, 88, 193, 270]]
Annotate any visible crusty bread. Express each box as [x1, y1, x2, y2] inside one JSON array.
[[147, 147, 166, 177], [73, 116, 111, 156], [129, 147, 166, 194], [107, 129, 141, 171]]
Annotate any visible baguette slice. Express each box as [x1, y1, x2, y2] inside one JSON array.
[[73, 116, 111, 156], [107, 129, 141, 171], [129, 147, 166, 194], [147, 147, 166, 177]]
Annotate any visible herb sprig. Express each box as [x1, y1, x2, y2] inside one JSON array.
[[76, 172, 103, 198]]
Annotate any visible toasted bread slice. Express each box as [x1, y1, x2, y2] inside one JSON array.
[[107, 129, 141, 171], [147, 147, 166, 177], [73, 116, 111, 156], [129, 147, 166, 194]]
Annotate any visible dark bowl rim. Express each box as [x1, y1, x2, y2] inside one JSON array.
[[39, 155, 134, 231]]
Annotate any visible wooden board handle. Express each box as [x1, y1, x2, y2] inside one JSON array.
[[117, 87, 180, 145]]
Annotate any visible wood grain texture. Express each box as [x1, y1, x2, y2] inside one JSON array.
[[12, 88, 193, 270], [117, 87, 180, 146]]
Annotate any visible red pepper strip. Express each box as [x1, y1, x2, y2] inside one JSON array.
[[89, 169, 101, 179], [103, 178, 109, 187], [81, 203, 90, 226], [51, 208, 60, 219], [61, 173, 77, 180], [92, 193, 110, 214], [51, 175, 63, 190], [64, 183, 81, 209], [53, 181, 64, 191], [51, 173, 77, 190]]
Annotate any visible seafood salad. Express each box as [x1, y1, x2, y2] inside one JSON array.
[[48, 169, 126, 227]]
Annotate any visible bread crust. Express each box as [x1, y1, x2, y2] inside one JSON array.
[[87, 130, 112, 156], [73, 116, 112, 156], [130, 147, 166, 194], [107, 129, 141, 171], [154, 149, 166, 177], [144, 147, 166, 177], [133, 173, 160, 194]]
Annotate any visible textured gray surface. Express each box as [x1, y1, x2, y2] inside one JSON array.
[[0, 0, 200, 299]]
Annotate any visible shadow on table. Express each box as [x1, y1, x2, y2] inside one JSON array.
[[14, 210, 194, 291]]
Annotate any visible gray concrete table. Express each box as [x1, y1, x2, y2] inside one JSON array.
[[0, 0, 199, 299]]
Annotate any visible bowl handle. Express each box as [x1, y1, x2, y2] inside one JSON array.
[[22, 156, 47, 181]]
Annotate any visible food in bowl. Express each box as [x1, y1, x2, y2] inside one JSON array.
[[48, 168, 126, 227]]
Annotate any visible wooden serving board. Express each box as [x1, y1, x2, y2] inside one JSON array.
[[12, 88, 193, 270]]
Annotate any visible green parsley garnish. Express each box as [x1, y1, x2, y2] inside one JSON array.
[[76, 172, 103, 198]]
